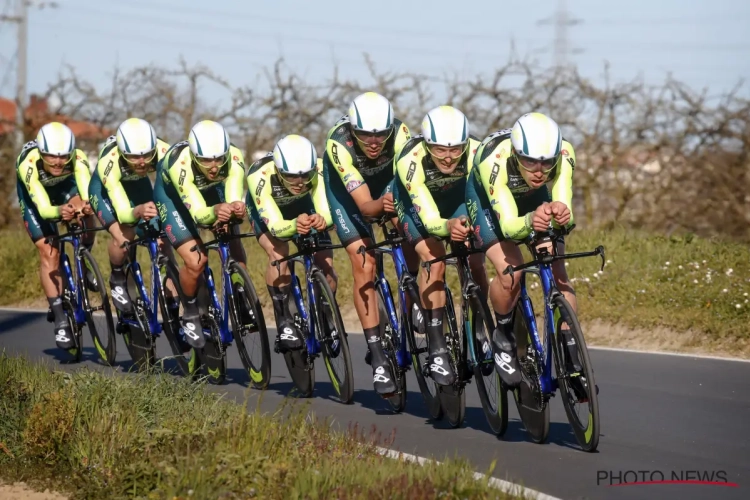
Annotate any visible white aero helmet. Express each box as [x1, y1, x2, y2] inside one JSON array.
[[348, 92, 394, 134], [273, 134, 318, 186], [188, 120, 230, 166], [36, 122, 75, 157], [510, 112, 562, 166], [421, 106, 469, 147], [116, 117, 157, 160]]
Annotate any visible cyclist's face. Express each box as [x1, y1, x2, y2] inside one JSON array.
[[41, 153, 70, 174], [428, 144, 465, 172], [195, 156, 227, 179], [353, 129, 391, 159], [123, 150, 156, 174]]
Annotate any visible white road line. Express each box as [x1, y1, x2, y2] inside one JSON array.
[[376, 446, 562, 500]]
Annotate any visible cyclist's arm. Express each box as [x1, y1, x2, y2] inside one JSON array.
[[224, 146, 246, 204], [17, 152, 60, 219], [397, 153, 448, 237], [325, 137, 381, 215], [73, 149, 92, 202], [155, 138, 171, 162], [311, 158, 333, 227], [392, 120, 412, 161], [550, 142, 575, 229], [168, 151, 215, 225], [247, 168, 297, 238], [98, 152, 138, 224], [477, 151, 532, 241]]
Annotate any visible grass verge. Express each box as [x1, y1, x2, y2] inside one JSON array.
[[0, 354, 525, 500], [1, 224, 748, 347]]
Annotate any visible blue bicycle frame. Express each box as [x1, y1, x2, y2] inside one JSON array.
[[200, 239, 241, 344], [57, 232, 88, 326], [374, 238, 413, 369], [121, 233, 165, 337]]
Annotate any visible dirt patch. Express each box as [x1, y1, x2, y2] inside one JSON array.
[[0, 482, 67, 500]]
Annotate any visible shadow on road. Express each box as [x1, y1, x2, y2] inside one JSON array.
[[0, 311, 45, 336]]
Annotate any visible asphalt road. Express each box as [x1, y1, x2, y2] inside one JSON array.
[[1, 309, 749, 500]]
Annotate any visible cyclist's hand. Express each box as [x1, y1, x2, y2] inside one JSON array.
[[382, 192, 395, 214], [532, 202, 553, 232], [81, 201, 94, 216], [449, 216, 471, 241], [309, 213, 327, 231], [230, 201, 246, 217], [549, 201, 570, 227], [213, 203, 234, 223], [60, 203, 77, 221], [136, 202, 158, 221], [297, 213, 312, 234]]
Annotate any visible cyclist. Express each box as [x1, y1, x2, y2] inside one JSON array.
[[392, 105, 483, 386], [322, 91, 413, 396], [246, 134, 337, 352], [152, 119, 247, 349], [15, 122, 97, 350], [466, 112, 578, 389], [88, 118, 172, 314]]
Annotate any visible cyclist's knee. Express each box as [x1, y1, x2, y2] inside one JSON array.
[[346, 240, 376, 282], [35, 240, 59, 268], [177, 242, 206, 276]]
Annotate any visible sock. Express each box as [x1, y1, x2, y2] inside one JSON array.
[[364, 326, 385, 364], [424, 308, 447, 354], [47, 296, 68, 327]]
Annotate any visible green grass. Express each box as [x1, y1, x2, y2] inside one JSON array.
[[1, 225, 748, 341], [0, 354, 523, 499]]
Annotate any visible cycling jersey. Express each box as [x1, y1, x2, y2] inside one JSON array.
[[15, 141, 92, 219], [323, 116, 411, 245], [153, 141, 246, 248], [89, 135, 170, 226], [468, 129, 576, 246], [245, 153, 332, 241], [393, 135, 480, 242]]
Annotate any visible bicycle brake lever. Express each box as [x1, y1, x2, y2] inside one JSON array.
[[357, 245, 366, 268], [422, 261, 432, 281], [502, 264, 516, 289]]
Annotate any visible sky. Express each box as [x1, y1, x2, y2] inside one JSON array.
[[0, 0, 748, 110]]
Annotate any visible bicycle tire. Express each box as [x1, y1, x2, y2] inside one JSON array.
[[79, 249, 117, 366], [197, 314, 227, 385], [551, 294, 600, 452], [61, 297, 83, 363], [283, 275, 315, 398], [512, 297, 550, 444], [121, 261, 157, 371], [158, 258, 202, 379], [402, 276, 443, 421], [440, 285, 466, 428], [312, 269, 354, 404], [377, 286, 406, 413], [227, 262, 272, 390], [467, 286, 508, 436]]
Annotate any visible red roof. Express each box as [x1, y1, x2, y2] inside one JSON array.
[[0, 95, 110, 139]]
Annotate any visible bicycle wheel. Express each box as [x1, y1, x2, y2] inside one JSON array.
[[79, 248, 117, 366], [440, 285, 466, 428], [402, 277, 443, 420], [197, 314, 227, 385], [551, 294, 600, 452], [227, 262, 272, 390], [61, 296, 83, 363], [512, 297, 550, 444], [121, 261, 156, 371], [377, 286, 406, 413], [282, 275, 315, 397], [468, 287, 508, 436], [312, 269, 354, 404], [159, 258, 202, 379]]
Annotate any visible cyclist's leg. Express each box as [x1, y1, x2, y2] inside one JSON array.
[[18, 179, 74, 349], [154, 174, 206, 348], [90, 174, 138, 312], [467, 174, 525, 384], [324, 156, 394, 394], [394, 179, 455, 386]]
